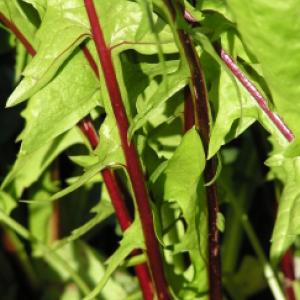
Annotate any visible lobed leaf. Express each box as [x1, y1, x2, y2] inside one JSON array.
[[19, 50, 100, 155]]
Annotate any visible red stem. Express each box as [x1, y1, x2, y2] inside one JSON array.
[[84, 1, 170, 299], [81, 44, 100, 78], [0, 12, 36, 56], [0, 12, 154, 299], [281, 250, 296, 300], [77, 118, 133, 230]]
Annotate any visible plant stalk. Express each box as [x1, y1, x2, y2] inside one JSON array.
[[183, 86, 195, 132], [164, 2, 222, 299], [219, 50, 294, 142], [281, 250, 296, 300], [83, 1, 171, 299]]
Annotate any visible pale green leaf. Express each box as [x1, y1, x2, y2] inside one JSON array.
[[28, 172, 58, 244], [225, 256, 267, 299], [42, 117, 124, 203], [95, 0, 177, 55], [94, 114, 125, 165], [69, 155, 99, 168], [19, 50, 100, 154], [45, 162, 108, 203], [266, 156, 300, 264], [129, 65, 189, 137], [0, 191, 16, 215], [7, 0, 90, 106], [0, 209, 91, 295]]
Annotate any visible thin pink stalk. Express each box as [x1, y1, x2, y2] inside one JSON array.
[[84, 1, 171, 299], [0, 13, 154, 300], [220, 50, 294, 142], [183, 10, 294, 142]]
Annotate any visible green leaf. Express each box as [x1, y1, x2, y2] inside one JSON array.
[[83, 218, 144, 300], [208, 65, 257, 158], [0, 191, 16, 215], [19, 50, 100, 154], [129, 65, 189, 137], [41, 117, 124, 203], [69, 155, 99, 168], [117, 52, 180, 122], [197, 0, 233, 23], [6, 0, 90, 107], [147, 117, 182, 160], [227, 0, 300, 139], [216, 212, 225, 232], [266, 155, 300, 264], [158, 128, 208, 298], [95, 0, 177, 55], [15, 40, 28, 82], [208, 64, 288, 159], [1, 128, 82, 196], [94, 114, 125, 165], [45, 163, 106, 203]]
